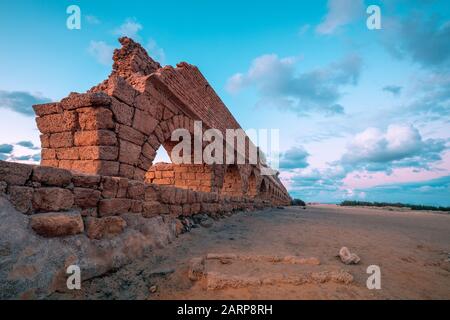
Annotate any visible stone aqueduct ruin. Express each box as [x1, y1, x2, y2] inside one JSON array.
[[0, 38, 293, 298], [35, 38, 290, 205], [0, 38, 290, 243]]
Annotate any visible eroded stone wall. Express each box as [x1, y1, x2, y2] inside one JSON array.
[[0, 160, 276, 239]]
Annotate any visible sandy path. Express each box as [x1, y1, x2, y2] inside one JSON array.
[[54, 205, 450, 300]]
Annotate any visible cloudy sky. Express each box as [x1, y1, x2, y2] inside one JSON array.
[[0, 0, 449, 205]]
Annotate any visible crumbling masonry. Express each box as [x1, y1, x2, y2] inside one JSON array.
[[0, 38, 290, 240]]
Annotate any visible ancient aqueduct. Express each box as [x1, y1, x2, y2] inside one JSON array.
[[0, 37, 290, 240]]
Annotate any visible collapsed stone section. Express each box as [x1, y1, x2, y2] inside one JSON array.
[[33, 37, 291, 205]]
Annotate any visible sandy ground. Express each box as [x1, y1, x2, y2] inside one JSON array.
[[53, 205, 450, 300]]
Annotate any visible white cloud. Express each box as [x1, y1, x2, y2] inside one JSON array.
[[226, 53, 362, 115], [146, 39, 166, 64], [0, 90, 51, 116], [113, 18, 143, 38], [316, 0, 365, 35], [341, 124, 447, 171], [88, 41, 115, 66]]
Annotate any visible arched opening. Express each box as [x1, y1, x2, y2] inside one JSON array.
[[220, 165, 243, 196], [259, 179, 268, 199], [247, 171, 257, 198]]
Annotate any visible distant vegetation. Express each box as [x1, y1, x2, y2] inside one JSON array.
[[291, 199, 306, 207], [340, 200, 450, 212]]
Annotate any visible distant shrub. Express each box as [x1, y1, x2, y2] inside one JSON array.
[[340, 200, 450, 212], [291, 199, 306, 207]]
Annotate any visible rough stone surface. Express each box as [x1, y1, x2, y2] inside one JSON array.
[[32, 166, 72, 187], [338, 247, 361, 265], [0, 196, 177, 299], [30, 211, 84, 237], [85, 216, 127, 239], [0, 161, 32, 185], [32, 188, 74, 212]]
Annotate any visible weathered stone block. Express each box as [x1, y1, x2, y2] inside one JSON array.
[[30, 211, 84, 237], [32, 166, 72, 187], [41, 149, 56, 160], [78, 146, 118, 161], [107, 76, 136, 106], [32, 188, 74, 212], [119, 163, 134, 179], [33, 103, 62, 116], [160, 187, 176, 204], [70, 160, 119, 176], [60, 92, 111, 110], [144, 185, 159, 201], [74, 130, 117, 146], [142, 201, 161, 218], [130, 200, 143, 213], [35, 111, 78, 134], [116, 124, 145, 145], [0, 161, 32, 185], [72, 174, 101, 188], [49, 132, 74, 148], [40, 134, 50, 148], [142, 143, 156, 161], [127, 181, 145, 200], [56, 148, 79, 160], [111, 98, 134, 126], [98, 199, 132, 216], [9, 186, 34, 214], [119, 140, 141, 165], [169, 205, 182, 216], [73, 188, 101, 208], [78, 107, 114, 130], [133, 109, 158, 135], [85, 216, 127, 240]]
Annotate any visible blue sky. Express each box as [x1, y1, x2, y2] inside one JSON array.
[[0, 0, 449, 205]]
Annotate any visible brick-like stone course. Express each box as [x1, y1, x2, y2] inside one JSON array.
[[1, 160, 275, 240]]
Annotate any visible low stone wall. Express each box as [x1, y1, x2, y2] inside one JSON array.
[[0, 160, 271, 240], [145, 163, 213, 192]]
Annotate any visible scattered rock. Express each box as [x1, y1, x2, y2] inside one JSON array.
[[200, 218, 213, 228], [188, 257, 205, 281], [338, 247, 361, 265], [149, 285, 157, 293]]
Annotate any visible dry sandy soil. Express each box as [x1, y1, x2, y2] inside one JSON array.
[[53, 205, 450, 300]]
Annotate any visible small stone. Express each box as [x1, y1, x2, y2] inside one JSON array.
[[149, 285, 157, 293], [188, 257, 205, 281], [338, 247, 361, 265], [200, 218, 213, 228]]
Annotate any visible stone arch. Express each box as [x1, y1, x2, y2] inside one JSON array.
[[220, 164, 243, 196], [259, 179, 269, 199], [33, 37, 291, 204], [247, 170, 258, 197]]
